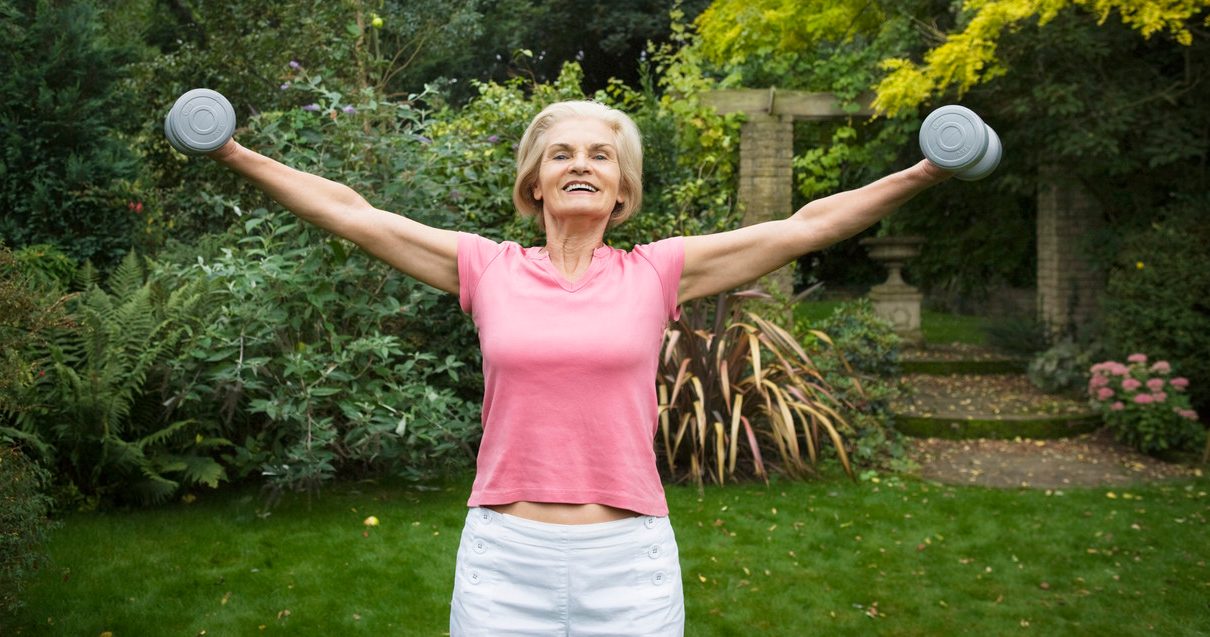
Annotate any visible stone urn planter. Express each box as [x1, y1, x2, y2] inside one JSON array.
[[860, 236, 926, 343]]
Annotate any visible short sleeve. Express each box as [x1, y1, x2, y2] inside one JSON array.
[[633, 236, 685, 322], [458, 232, 505, 313]]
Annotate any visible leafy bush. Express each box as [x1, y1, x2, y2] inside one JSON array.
[[799, 299, 905, 467], [163, 210, 481, 495], [0, 245, 73, 446], [0, 444, 56, 614], [658, 292, 856, 486], [1028, 339, 1103, 395], [10, 244, 77, 290], [9, 253, 220, 506], [1088, 355, 1204, 456], [1102, 199, 1210, 417], [0, 0, 140, 267], [983, 315, 1050, 356]]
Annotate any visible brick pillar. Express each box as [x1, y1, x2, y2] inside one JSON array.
[[737, 113, 795, 296], [1036, 165, 1105, 336]]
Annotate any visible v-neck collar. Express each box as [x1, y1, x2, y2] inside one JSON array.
[[526, 244, 612, 292]]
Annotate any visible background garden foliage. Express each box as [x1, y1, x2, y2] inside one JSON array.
[[0, 0, 1207, 516], [0, 443, 56, 614]]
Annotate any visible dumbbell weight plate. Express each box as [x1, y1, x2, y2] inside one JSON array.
[[164, 89, 235, 155], [919, 105, 988, 171], [955, 124, 1001, 181]]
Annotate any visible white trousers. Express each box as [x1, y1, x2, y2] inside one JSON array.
[[449, 507, 685, 636]]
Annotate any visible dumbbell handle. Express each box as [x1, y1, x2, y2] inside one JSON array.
[[919, 105, 1002, 181]]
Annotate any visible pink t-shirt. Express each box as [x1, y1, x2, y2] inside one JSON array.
[[458, 232, 684, 516]]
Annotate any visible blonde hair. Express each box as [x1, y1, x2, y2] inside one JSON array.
[[512, 101, 643, 230]]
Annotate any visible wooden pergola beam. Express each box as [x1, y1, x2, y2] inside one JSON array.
[[698, 89, 874, 297], [700, 88, 874, 119]]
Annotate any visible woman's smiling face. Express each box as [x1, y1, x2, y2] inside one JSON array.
[[531, 116, 625, 226]]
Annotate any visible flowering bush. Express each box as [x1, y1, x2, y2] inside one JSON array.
[[1088, 354, 1204, 455]]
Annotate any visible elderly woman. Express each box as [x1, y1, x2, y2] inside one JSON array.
[[208, 100, 949, 635]]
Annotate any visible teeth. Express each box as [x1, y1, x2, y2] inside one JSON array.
[[564, 183, 597, 192]]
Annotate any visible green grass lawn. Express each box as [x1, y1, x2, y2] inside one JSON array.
[[794, 301, 988, 345], [7, 474, 1209, 636]]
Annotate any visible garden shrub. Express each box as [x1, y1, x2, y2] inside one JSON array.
[[800, 299, 902, 410], [10, 244, 77, 291], [658, 292, 857, 486], [0, 443, 57, 614], [0, 245, 73, 455], [1088, 355, 1204, 455], [798, 299, 906, 467], [11, 252, 220, 506], [0, 0, 140, 268], [161, 210, 481, 495], [983, 314, 1049, 356], [1102, 198, 1210, 416], [1028, 338, 1104, 395]]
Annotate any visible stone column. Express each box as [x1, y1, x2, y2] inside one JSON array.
[[1036, 165, 1105, 336], [737, 113, 795, 296]]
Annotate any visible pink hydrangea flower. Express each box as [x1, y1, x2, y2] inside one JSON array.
[[1176, 408, 1199, 421], [1121, 378, 1142, 391], [1151, 391, 1167, 402], [1096, 387, 1115, 401], [1127, 353, 1148, 364], [1110, 401, 1125, 411], [1089, 375, 1110, 388], [1146, 378, 1165, 392], [1133, 393, 1154, 404], [1109, 362, 1130, 375], [1170, 377, 1189, 390], [1150, 361, 1171, 374]]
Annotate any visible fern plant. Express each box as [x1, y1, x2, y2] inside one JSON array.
[[13, 253, 224, 505], [658, 291, 859, 487]]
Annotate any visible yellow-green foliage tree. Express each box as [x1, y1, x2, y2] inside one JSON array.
[[695, 0, 1209, 115], [874, 0, 1210, 115]]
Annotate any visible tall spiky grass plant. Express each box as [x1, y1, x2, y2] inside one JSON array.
[[657, 291, 861, 487]]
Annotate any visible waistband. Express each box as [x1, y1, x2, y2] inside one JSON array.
[[467, 507, 670, 547]]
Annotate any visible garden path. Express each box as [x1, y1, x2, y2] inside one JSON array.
[[893, 343, 1203, 489]]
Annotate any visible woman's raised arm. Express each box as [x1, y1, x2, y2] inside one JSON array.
[[208, 139, 460, 295], [678, 159, 951, 304]]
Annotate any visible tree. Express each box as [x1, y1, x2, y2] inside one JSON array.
[[688, 0, 1209, 302], [0, 0, 140, 268], [875, 0, 1210, 115]]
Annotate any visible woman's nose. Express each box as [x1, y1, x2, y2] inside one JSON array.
[[570, 152, 590, 172]]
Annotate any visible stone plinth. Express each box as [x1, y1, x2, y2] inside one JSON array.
[[861, 236, 926, 343], [868, 283, 924, 343]]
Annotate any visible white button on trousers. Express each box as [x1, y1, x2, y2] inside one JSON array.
[[450, 507, 685, 636]]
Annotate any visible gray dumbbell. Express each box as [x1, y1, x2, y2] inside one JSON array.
[[919, 105, 1002, 181], [164, 88, 236, 156]]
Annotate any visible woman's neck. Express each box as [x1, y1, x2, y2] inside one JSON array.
[[542, 228, 605, 282]]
